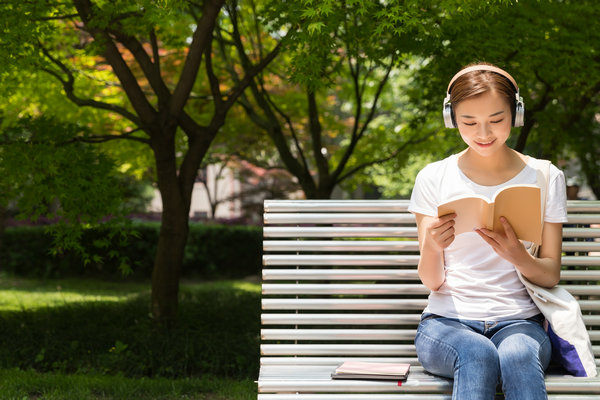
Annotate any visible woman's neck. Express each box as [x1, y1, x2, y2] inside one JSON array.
[[458, 146, 527, 186]]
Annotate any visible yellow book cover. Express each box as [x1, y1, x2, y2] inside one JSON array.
[[437, 184, 542, 244]]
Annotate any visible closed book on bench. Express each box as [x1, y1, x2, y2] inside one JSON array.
[[331, 361, 410, 381]]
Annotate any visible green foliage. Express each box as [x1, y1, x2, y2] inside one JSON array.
[[0, 279, 261, 379], [0, 223, 262, 279], [0, 117, 139, 269]]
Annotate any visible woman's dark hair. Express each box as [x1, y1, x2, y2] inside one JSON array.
[[449, 62, 517, 124]]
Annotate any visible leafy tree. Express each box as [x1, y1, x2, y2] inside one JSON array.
[[0, 0, 284, 325], [219, 0, 510, 198], [397, 0, 600, 197]]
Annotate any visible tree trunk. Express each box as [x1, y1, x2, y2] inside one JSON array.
[[151, 198, 189, 328], [150, 129, 190, 328]]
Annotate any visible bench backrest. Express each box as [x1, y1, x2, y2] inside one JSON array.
[[261, 200, 600, 366]]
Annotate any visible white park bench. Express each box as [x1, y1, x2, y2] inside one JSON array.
[[258, 199, 600, 399]]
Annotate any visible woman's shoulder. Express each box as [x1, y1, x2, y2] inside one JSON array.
[[524, 155, 565, 181]]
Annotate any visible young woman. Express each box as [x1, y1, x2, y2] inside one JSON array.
[[408, 63, 568, 400]]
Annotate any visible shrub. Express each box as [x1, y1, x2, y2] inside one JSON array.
[[0, 223, 262, 279]]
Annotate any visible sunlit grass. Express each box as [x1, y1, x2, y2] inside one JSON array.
[[0, 278, 149, 311], [0, 277, 261, 312]]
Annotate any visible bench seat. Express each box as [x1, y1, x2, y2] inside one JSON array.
[[258, 200, 600, 399]]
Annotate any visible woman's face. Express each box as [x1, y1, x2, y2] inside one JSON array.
[[454, 90, 512, 158]]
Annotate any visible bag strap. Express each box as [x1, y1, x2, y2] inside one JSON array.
[[529, 158, 551, 256]]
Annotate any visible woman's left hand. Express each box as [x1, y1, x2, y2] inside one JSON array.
[[475, 217, 531, 266]]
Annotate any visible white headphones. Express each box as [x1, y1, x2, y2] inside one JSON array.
[[443, 65, 525, 129]]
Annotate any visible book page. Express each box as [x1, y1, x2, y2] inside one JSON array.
[[492, 185, 542, 244], [438, 197, 492, 235]]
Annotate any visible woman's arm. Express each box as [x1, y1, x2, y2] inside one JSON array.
[[414, 213, 456, 291], [476, 219, 562, 288]]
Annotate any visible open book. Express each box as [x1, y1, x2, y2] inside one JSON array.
[[437, 184, 542, 244], [331, 361, 410, 381]]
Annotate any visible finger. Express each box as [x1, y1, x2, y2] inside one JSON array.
[[499, 216, 518, 241], [437, 213, 457, 225], [475, 229, 498, 247]]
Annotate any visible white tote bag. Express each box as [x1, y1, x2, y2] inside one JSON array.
[[517, 159, 596, 377]]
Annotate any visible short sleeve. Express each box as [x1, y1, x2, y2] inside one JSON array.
[[545, 165, 568, 223], [408, 164, 440, 217]]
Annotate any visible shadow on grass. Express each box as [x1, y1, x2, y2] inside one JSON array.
[[0, 278, 261, 380]]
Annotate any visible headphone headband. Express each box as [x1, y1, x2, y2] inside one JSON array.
[[447, 65, 519, 95], [442, 64, 524, 128]]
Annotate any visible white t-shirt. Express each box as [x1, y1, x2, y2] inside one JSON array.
[[408, 154, 568, 321]]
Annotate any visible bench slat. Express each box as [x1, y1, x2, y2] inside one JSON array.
[[261, 298, 429, 310], [261, 345, 600, 358], [264, 200, 411, 212], [262, 283, 429, 295], [262, 283, 600, 296], [264, 213, 415, 224], [263, 255, 600, 267], [264, 240, 600, 253], [261, 328, 416, 341], [259, 395, 452, 399], [562, 256, 600, 266], [261, 344, 416, 356], [262, 329, 600, 342], [261, 313, 600, 326], [262, 313, 421, 325], [262, 269, 420, 281], [563, 228, 600, 239], [258, 365, 600, 394], [567, 214, 600, 224], [262, 269, 600, 281], [260, 357, 420, 366], [258, 395, 600, 400], [263, 240, 600, 253], [263, 240, 420, 252], [263, 255, 420, 266], [264, 199, 600, 212], [264, 226, 418, 238], [262, 298, 600, 311]]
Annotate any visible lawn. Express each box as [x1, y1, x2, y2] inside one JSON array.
[[0, 276, 261, 399]]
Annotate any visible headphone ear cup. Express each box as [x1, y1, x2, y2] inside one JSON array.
[[443, 95, 455, 128], [513, 95, 525, 127]]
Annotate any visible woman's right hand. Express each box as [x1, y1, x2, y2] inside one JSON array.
[[420, 213, 457, 251], [415, 213, 456, 291]]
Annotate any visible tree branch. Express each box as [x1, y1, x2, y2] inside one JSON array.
[[332, 58, 394, 183], [38, 44, 142, 125], [204, 36, 224, 110], [73, 0, 157, 124], [262, 85, 309, 172], [171, 0, 225, 116], [337, 131, 436, 183]]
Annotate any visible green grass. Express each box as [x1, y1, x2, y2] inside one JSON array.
[[0, 368, 256, 399], [0, 276, 261, 399], [0, 277, 149, 311]]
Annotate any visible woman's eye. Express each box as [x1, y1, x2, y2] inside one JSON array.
[[490, 119, 504, 124], [463, 122, 476, 126]]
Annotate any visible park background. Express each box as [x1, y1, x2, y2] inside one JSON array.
[[0, 0, 598, 398]]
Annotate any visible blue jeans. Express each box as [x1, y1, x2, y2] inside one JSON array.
[[415, 313, 551, 400]]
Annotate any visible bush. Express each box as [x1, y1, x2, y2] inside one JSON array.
[[0, 223, 262, 279]]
